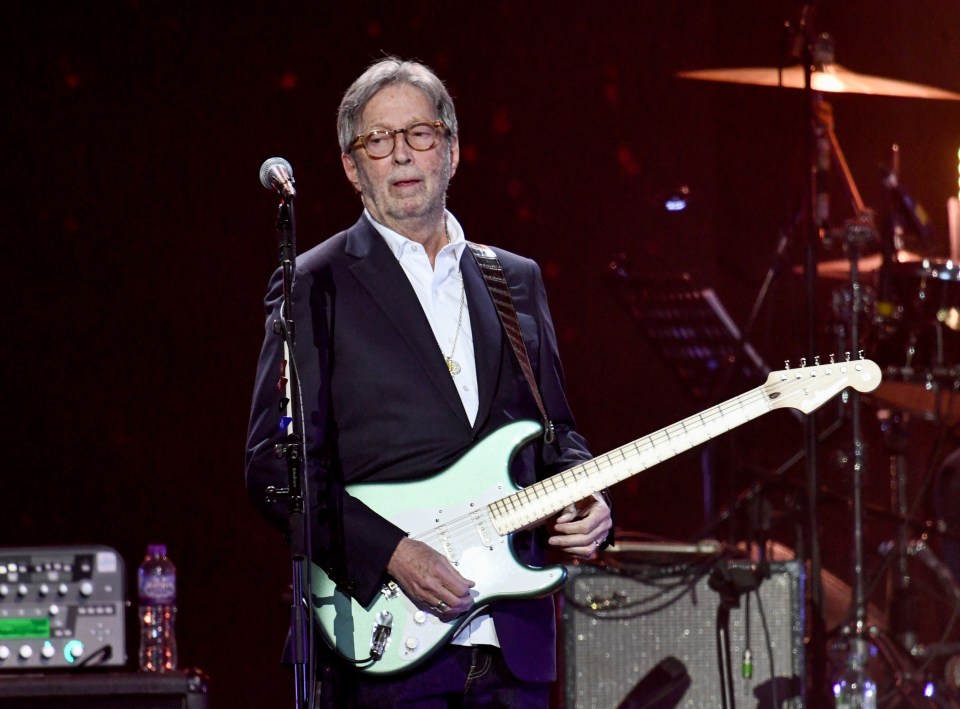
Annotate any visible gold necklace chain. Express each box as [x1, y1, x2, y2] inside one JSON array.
[[444, 274, 465, 376]]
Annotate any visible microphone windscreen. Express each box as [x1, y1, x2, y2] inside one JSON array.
[[259, 157, 294, 190]]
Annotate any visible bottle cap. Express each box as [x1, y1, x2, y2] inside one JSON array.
[[147, 544, 167, 557]]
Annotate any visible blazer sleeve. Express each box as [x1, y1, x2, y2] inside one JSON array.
[[245, 262, 406, 606]]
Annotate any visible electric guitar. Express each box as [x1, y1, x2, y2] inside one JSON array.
[[311, 357, 881, 675]]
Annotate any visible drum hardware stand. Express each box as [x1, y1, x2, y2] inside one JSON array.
[[838, 218, 876, 648], [804, 28, 882, 697], [876, 408, 919, 652]]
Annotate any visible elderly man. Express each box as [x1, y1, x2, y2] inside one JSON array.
[[246, 56, 612, 708]]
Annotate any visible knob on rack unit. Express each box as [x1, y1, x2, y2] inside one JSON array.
[[0, 545, 126, 670]]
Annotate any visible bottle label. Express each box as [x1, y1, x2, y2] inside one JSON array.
[[139, 573, 176, 604]]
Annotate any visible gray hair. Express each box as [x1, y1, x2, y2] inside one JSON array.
[[337, 57, 458, 154]]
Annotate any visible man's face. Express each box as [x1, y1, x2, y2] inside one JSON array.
[[342, 83, 459, 236]]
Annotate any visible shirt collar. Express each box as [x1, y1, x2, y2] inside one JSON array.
[[364, 209, 467, 265]]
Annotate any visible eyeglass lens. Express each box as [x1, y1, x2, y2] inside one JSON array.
[[362, 122, 441, 157]]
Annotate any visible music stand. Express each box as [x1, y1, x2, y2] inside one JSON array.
[[608, 268, 768, 403]]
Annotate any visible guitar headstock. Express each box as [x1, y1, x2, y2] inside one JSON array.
[[762, 356, 882, 414]]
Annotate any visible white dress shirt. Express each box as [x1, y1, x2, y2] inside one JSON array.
[[365, 209, 499, 648]]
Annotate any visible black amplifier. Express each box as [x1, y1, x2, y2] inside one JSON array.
[[0, 545, 126, 670]]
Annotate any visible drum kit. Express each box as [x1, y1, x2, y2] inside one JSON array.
[[677, 28, 960, 707]]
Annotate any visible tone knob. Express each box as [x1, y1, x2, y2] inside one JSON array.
[[41, 643, 55, 659], [48, 604, 60, 617], [413, 611, 427, 625], [68, 641, 84, 659], [0, 645, 10, 661], [58, 583, 68, 596], [19, 645, 33, 660], [404, 636, 419, 650], [79, 581, 94, 598], [0, 584, 8, 598], [17, 584, 28, 598]]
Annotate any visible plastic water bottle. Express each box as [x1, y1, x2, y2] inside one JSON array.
[[832, 639, 877, 708], [138, 544, 178, 672]]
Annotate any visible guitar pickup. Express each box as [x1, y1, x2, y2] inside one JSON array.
[[473, 512, 493, 547], [437, 528, 459, 564]]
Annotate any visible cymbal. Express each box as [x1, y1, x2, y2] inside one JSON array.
[[793, 250, 926, 279], [678, 63, 960, 101]]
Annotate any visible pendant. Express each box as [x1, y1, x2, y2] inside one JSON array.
[[446, 357, 461, 376]]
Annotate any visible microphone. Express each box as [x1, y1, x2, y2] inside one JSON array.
[[880, 166, 932, 243], [260, 157, 297, 199]]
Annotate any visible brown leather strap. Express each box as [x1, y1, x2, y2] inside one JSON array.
[[467, 242, 555, 444]]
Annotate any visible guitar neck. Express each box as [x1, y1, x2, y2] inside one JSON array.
[[488, 384, 773, 534]]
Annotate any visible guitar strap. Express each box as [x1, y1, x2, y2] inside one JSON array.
[[466, 242, 614, 552], [467, 242, 556, 445]]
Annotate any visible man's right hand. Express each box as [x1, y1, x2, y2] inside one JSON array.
[[386, 537, 475, 617]]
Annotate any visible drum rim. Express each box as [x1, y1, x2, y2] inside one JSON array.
[[886, 258, 960, 282]]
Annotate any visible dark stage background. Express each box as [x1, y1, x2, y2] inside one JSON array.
[[4, 1, 960, 705]]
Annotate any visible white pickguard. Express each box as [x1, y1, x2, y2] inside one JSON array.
[[312, 421, 562, 676]]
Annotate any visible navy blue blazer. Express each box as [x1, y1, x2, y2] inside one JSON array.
[[245, 214, 591, 682]]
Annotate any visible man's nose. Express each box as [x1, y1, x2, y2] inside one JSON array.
[[392, 134, 414, 163]]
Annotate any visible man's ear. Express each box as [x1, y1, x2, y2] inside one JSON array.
[[341, 152, 362, 194], [449, 135, 460, 179]]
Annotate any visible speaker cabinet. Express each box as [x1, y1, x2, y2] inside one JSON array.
[[563, 560, 805, 708], [0, 670, 209, 709]]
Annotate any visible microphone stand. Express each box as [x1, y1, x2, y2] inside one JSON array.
[[708, 561, 766, 709], [264, 194, 314, 709]]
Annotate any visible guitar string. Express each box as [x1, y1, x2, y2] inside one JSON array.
[[507, 365, 867, 518], [411, 367, 869, 546], [411, 379, 787, 545], [411, 384, 776, 546]]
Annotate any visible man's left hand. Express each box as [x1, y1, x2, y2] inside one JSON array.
[[547, 493, 612, 559]]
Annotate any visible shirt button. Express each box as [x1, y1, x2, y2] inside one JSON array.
[[462, 385, 470, 392], [410, 244, 419, 251]]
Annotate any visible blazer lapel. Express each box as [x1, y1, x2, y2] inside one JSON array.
[[345, 218, 471, 427]]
